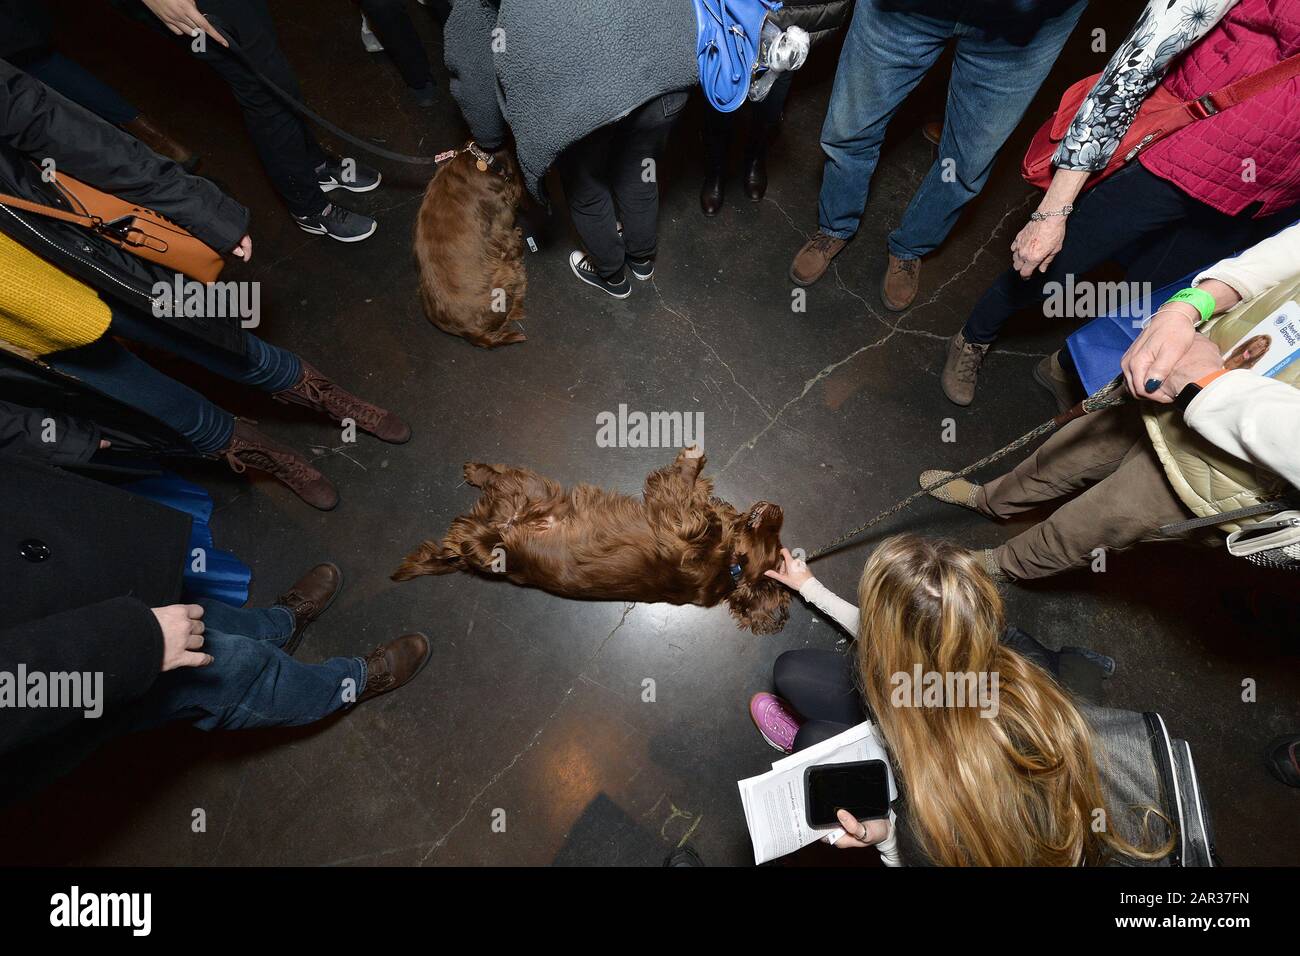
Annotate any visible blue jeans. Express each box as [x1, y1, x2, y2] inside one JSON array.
[[817, 0, 1086, 258], [128, 600, 366, 732], [48, 308, 301, 453]]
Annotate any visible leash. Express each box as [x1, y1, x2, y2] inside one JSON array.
[[212, 24, 454, 167], [804, 375, 1130, 562]]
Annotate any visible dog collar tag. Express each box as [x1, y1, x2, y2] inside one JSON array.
[[729, 563, 744, 586], [476, 159, 488, 172]]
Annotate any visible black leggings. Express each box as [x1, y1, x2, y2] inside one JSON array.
[[773, 649, 865, 752]]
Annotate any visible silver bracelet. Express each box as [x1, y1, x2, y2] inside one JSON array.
[[1029, 204, 1073, 221]]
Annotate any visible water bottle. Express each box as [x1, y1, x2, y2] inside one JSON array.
[[748, 20, 810, 102]]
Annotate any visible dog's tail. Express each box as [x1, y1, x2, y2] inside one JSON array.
[[391, 540, 460, 581], [466, 327, 527, 349]]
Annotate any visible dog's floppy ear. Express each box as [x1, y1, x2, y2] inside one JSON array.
[[727, 578, 791, 635]]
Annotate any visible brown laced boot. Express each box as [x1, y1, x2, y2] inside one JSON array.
[[1032, 350, 1079, 414], [119, 115, 199, 171], [275, 563, 343, 655], [357, 633, 432, 702], [941, 331, 990, 406], [881, 253, 921, 311], [273, 360, 411, 444], [790, 233, 847, 287], [218, 420, 339, 511]]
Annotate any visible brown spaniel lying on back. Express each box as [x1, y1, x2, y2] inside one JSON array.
[[393, 447, 791, 634]]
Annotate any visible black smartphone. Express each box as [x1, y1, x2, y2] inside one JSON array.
[[803, 759, 891, 829]]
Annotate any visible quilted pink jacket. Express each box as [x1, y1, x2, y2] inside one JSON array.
[[1142, 0, 1300, 217]]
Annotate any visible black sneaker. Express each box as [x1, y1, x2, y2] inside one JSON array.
[[294, 203, 378, 242], [317, 158, 381, 193], [627, 255, 655, 281], [569, 251, 630, 299]]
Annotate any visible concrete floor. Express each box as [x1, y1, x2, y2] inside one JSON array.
[[2, 1, 1296, 866]]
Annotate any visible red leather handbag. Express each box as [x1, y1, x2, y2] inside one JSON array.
[[1022, 51, 1300, 192]]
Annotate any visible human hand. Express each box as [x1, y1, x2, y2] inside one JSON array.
[[141, 0, 228, 47], [231, 235, 253, 261], [764, 547, 813, 591], [831, 808, 891, 849], [151, 604, 213, 671], [1156, 333, 1225, 402], [1122, 303, 1200, 399], [1010, 214, 1067, 277]]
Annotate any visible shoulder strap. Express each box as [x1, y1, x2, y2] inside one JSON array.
[[0, 190, 98, 230], [1159, 499, 1290, 536], [1193, 50, 1300, 118]]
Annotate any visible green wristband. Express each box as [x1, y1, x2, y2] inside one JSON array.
[[1164, 287, 1216, 323]]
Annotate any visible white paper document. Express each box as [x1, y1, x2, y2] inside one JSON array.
[[737, 721, 896, 865]]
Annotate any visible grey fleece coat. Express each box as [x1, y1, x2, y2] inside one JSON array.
[[444, 0, 699, 202]]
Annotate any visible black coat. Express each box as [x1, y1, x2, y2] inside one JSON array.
[[771, 0, 852, 48], [0, 59, 250, 355], [0, 457, 191, 796]]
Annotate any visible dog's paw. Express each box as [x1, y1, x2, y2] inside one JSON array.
[[464, 462, 495, 487]]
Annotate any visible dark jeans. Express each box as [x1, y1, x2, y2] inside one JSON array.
[[963, 163, 1299, 345], [702, 70, 793, 171], [178, 0, 329, 216], [16, 51, 139, 125], [48, 308, 301, 454], [127, 599, 364, 731], [559, 91, 689, 278], [360, 0, 433, 90]]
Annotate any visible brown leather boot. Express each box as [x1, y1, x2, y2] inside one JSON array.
[[789, 233, 847, 287], [941, 331, 990, 406], [273, 361, 411, 444], [275, 563, 343, 655], [922, 120, 943, 147], [358, 633, 432, 702], [881, 253, 920, 311], [119, 115, 199, 171], [218, 419, 339, 510], [1032, 350, 1079, 414]]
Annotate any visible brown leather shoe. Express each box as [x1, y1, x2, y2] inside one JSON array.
[[358, 633, 432, 702], [273, 360, 411, 444], [881, 253, 921, 311], [1032, 350, 1079, 414], [922, 120, 943, 147], [119, 114, 199, 171], [941, 331, 990, 406], [219, 419, 339, 510], [275, 563, 343, 655], [790, 233, 847, 287]]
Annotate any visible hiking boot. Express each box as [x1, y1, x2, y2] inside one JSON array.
[[119, 114, 199, 171], [743, 153, 767, 201], [218, 420, 338, 511], [1033, 349, 1079, 413], [569, 251, 631, 298], [627, 255, 655, 281], [317, 158, 381, 193], [275, 562, 343, 655], [294, 203, 377, 243], [941, 331, 990, 406], [919, 470, 981, 511], [790, 233, 846, 287], [700, 168, 724, 217], [881, 253, 920, 311], [273, 360, 411, 444], [358, 633, 432, 702]]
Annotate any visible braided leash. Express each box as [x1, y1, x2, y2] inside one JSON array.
[[804, 375, 1130, 562]]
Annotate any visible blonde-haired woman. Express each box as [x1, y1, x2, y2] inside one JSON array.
[[755, 535, 1168, 866]]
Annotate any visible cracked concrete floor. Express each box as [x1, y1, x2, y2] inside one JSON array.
[[2, 1, 1296, 866]]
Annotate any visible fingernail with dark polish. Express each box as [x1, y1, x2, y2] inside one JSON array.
[[1145, 378, 1162, 393]]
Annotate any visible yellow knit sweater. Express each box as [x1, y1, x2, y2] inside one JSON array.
[[0, 230, 111, 356]]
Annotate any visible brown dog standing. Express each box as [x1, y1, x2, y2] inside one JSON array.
[[393, 447, 791, 634], [414, 146, 528, 348]]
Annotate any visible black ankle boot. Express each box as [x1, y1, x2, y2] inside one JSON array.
[[743, 153, 768, 202], [700, 168, 724, 217]]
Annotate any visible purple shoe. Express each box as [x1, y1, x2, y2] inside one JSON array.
[[749, 692, 801, 754]]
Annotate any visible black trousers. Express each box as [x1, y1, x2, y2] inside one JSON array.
[[360, 0, 433, 90], [963, 162, 1299, 346], [701, 70, 793, 172], [183, 0, 329, 216], [558, 92, 689, 278]]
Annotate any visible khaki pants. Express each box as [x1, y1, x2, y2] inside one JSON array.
[[976, 405, 1190, 580]]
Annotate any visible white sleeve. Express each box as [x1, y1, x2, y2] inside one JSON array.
[[1194, 222, 1300, 303], [876, 810, 903, 867], [797, 578, 860, 636], [1184, 371, 1300, 488]]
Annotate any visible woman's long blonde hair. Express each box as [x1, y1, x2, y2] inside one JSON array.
[[855, 535, 1167, 866]]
